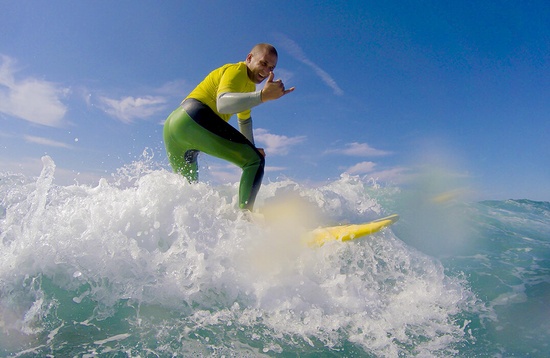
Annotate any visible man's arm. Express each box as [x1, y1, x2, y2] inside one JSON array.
[[238, 117, 255, 144], [217, 91, 262, 114], [218, 69, 295, 114]]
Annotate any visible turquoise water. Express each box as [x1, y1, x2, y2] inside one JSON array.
[[1, 156, 549, 357]]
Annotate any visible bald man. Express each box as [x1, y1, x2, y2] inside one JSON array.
[[163, 43, 294, 210]]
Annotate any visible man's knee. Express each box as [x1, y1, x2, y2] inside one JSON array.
[[246, 150, 265, 170]]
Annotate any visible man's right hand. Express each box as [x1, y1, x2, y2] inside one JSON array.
[[261, 72, 295, 102]]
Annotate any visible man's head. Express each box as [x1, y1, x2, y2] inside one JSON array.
[[245, 43, 278, 84]]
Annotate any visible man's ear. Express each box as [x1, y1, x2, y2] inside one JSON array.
[[245, 53, 253, 63]]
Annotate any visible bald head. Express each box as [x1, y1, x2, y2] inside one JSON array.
[[250, 43, 278, 58]]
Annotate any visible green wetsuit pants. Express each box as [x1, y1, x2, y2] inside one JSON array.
[[163, 98, 265, 210]]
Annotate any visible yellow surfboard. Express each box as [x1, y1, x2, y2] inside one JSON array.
[[304, 214, 399, 247]]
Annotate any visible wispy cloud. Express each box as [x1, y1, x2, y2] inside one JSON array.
[[326, 142, 391, 157], [24, 135, 71, 148], [0, 55, 68, 127], [369, 167, 409, 183], [98, 95, 167, 123], [274, 33, 344, 96], [208, 162, 241, 184], [345, 162, 408, 183], [154, 80, 190, 96], [345, 161, 377, 175], [78, 79, 184, 124], [254, 128, 306, 156]]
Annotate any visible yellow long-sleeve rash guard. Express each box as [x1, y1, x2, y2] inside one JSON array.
[[185, 62, 257, 122]]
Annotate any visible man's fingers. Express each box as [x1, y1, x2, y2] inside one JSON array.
[[266, 71, 274, 82], [284, 87, 296, 95]]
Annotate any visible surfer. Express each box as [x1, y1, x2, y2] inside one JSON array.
[[163, 43, 294, 210]]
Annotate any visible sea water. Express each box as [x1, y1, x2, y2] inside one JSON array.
[[1, 156, 549, 357]]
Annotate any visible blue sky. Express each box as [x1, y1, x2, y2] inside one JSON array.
[[1, 0, 548, 201]]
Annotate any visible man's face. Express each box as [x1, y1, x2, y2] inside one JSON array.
[[246, 50, 278, 84]]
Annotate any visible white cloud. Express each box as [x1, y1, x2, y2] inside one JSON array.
[[209, 166, 241, 184], [343, 163, 408, 183], [265, 165, 288, 172], [155, 79, 190, 96], [254, 128, 306, 156], [346, 161, 377, 175], [98, 95, 167, 123], [370, 167, 409, 183], [274, 33, 344, 96], [24, 135, 71, 148], [326, 142, 391, 157], [0, 55, 68, 127]]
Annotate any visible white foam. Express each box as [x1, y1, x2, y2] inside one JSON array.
[[0, 156, 477, 356]]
